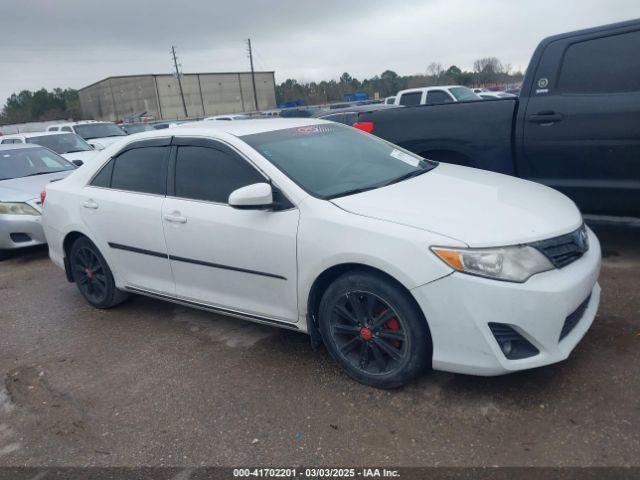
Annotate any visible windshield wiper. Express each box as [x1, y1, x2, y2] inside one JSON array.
[[22, 170, 69, 178], [325, 185, 382, 200], [64, 149, 90, 153], [381, 168, 431, 187]]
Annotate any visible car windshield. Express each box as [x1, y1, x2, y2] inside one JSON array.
[[73, 123, 126, 140], [449, 87, 481, 102], [0, 147, 75, 180], [26, 133, 92, 154], [241, 124, 437, 199], [123, 124, 155, 134]]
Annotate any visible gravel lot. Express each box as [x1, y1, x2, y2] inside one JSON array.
[[0, 224, 638, 468]]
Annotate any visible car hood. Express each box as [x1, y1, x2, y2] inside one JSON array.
[[0, 171, 73, 204], [330, 163, 583, 247]]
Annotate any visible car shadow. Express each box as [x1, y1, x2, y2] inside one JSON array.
[[1, 245, 49, 264]]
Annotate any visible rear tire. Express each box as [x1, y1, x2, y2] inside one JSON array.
[[318, 270, 431, 389], [69, 237, 128, 309], [0, 250, 10, 261]]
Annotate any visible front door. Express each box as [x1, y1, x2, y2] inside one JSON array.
[[161, 138, 299, 324]]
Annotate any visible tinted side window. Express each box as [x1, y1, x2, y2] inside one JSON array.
[[399, 92, 422, 106], [90, 159, 115, 188], [558, 30, 640, 94], [426, 90, 454, 104], [61, 126, 72, 132], [111, 146, 168, 194], [175, 146, 263, 203], [49, 127, 58, 131]]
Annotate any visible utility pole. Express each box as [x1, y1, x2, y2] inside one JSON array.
[[171, 45, 188, 118], [246, 39, 259, 111]]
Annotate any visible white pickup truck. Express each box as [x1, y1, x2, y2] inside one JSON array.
[[393, 85, 481, 106]]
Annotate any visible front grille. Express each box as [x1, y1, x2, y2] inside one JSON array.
[[559, 294, 592, 341], [530, 224, 589, 269]]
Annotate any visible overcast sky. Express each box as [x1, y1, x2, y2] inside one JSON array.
[[3, 0, 639, 102]]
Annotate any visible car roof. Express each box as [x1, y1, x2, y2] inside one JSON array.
[[166, 118, 332, 137], [0, 143, 43, 151], [398, 85, 466, 94]]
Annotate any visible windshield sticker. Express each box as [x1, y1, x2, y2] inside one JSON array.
[[390, 149, 420, 167]]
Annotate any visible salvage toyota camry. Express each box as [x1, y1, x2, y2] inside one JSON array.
[[42, 119, 601, 388]]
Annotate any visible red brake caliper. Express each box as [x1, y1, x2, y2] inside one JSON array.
[[377, 308, 401, 348]]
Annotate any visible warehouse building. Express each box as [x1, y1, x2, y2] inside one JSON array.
[[78, 71, 277, 121]]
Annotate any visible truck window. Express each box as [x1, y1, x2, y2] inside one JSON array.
[[426, 90, 454, 105], [399, 92, 422, 106], [558, 30, 640, 94]]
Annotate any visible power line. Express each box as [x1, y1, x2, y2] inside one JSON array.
[[171, 45, 188, 118]]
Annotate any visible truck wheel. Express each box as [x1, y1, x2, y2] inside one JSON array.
[[318, 270, 431, 389], [69, 237, 128, 309]]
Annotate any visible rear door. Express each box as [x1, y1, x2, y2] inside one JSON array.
[[521, 27, 640, 216], [161, 137, 300, 324], [80, 138, 174, 293]]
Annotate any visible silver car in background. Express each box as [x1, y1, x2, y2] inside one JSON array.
[[0, 144, 76, 259]]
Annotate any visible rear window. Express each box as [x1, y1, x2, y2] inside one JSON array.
[[398, 92, 422, 106], [558, 30, 640, 94], [110, 146, 168, 195]]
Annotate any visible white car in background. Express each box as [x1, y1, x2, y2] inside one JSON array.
[[394, 85, 482, 106], [42, 119, 600, 388], [46, 121, 127, 150], [0, 131, 98, 165]]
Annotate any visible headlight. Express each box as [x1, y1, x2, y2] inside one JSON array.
[[431, 245, 553, 282], [0, 202, 40, 216]]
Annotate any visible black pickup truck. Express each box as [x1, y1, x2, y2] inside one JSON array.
[[357, 19, 640, 217]]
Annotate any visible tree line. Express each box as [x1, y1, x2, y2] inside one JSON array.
[[276, 57, 524, 105], [0, 88, 80, 125]]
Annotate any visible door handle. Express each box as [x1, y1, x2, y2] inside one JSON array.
[[528, 111, 563, 124], [83, 199, 99, 210], [163, 213, 187, 224]]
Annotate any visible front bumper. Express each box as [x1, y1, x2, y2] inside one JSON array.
[[412, 228, 601, 376], [0, 214, 46, 250]]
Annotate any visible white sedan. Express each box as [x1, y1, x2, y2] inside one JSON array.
[[42, 119, 601, 388]]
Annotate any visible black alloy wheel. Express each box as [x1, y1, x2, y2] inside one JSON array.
[[69, 237, 128, 309], [330, 291, 408, 375], [318, 270, 431, 389]]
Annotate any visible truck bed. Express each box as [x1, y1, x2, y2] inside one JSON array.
[[359, 99, 518, 175]]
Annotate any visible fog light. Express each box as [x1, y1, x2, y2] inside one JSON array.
[[488, 323, 539, 360]]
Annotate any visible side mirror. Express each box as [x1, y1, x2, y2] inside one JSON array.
[[71, 159, 84, 167], [228, 183, 273, 210], [91, 143, 105, 151]]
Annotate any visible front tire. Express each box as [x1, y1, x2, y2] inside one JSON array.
[[0, 250, 10, 261], [69, 237, 128, 309], [318, 270, 431, 389]]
